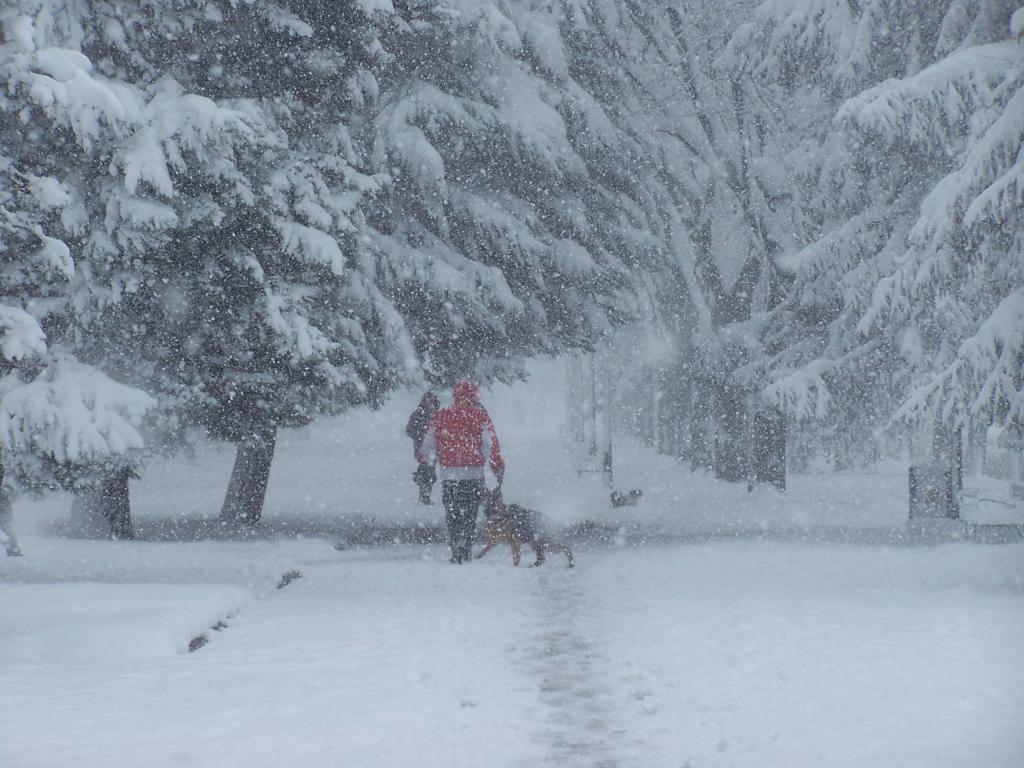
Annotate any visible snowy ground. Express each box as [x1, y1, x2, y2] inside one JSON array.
[[3, 363, 1024, 767]]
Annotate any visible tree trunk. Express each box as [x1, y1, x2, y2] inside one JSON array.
[[649, 368, 660, 450], [220, 426, 277, 525], [667, 369, 691, 460], [753, 410, 786, 491], [689, 384, 714, 471], [104, 469, 133, 539], [909, 421, 962, 519], [714, 383, 749, 483], [69, 468, 133, 539]]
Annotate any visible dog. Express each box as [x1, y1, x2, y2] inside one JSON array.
[[610, 489, 643, 507], [475, 488, 574, 567]]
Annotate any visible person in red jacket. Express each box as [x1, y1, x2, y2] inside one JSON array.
[[418, 380, 504, 563]]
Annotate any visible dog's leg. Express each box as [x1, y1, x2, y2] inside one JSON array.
[[511, 540, 521, 566], [474, 541, 495, 560], [560, 543, 575, 568], [529, 542, 545, 567]]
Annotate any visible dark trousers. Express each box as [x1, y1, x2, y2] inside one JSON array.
[[442, 479, 484, 563]]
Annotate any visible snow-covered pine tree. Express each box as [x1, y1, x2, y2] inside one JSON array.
[[365, 0, 645, 385], [8, 1, 413, 525], [729, 0, 1023, 465], [651, 0, 799, 480], [3, 2, 264, 529], [526, 0, 798, 480], [849, 8, 1024, 448], [1, 7, 155, 514], [181, 1, 414, 523]]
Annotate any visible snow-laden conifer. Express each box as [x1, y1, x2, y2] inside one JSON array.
[[729, 0, 1022, 460], [366, 0, 647, 382], [1, 5, 154, 492]]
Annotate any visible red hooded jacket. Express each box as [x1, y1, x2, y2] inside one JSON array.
[[418, 381, 504, 481]]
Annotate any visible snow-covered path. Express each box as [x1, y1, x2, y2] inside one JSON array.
[[516, 566, 630, 768], [5, 538, 1024, 768]]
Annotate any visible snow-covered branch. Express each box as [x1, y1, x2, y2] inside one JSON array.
[[760, 360, 834, 421], [0, 359, 155, 465], [894, 288, 1024, 427], [0, 306, 47, 362]]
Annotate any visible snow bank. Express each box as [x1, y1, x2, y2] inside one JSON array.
[[1, 582, 248, 663]]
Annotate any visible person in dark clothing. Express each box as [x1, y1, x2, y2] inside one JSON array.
[[406, 391, 440, 504], [418, 381, 505, 563]]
